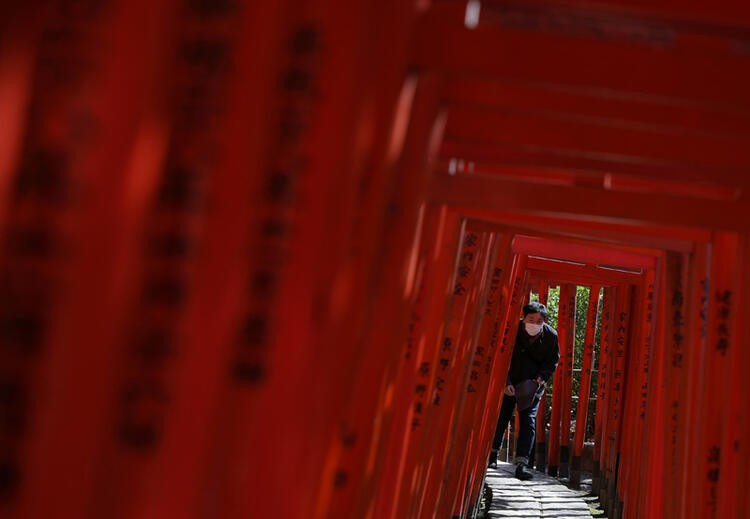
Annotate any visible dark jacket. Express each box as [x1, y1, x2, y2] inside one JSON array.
[[506, 320, 560, 386]]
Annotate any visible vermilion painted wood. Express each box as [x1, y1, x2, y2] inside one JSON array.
[[616, 282, 643, 517], [0, 4, 177, 519], [433, 231, 500, 518], [570, 285, 602, 485], [729, 237, 750, 516], [430, 173, 750, 232], [640, 262, 667, 516], [324, 76, 447, 519], [408, 229, 489, 518], [678, 243, 710, 519], [124, 5, 299, 519], [440, 204, 710, 252], [443, 105, 749, 173], [604, 286, 633, 512], [459, 239, 516, 514], [439, 233, 512, 517], [438, 139, 749, 203], [626, 268, 657, 516], [321, 27, 420, 518], [689, 233, 739, 519], [412, 3, 750, 107], [533, 282, 550, 470], [527, 258, 641, 286], [558, 284, 576, 477], [0, 12, 39, 240], [472, 253, 529, 477], [390, 209, 463, 519], [513, 235, 658, 271], [593, 289, 613, 494], [481, 0, 750, 27], [547, 283, 563, 476], [370, 205, 453, 519], [716, 235, 747, 518], [441, 76, 750, 142], [658, 252, 689, 519]]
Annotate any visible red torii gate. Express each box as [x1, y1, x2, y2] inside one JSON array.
[[1, 1, 749, 519]]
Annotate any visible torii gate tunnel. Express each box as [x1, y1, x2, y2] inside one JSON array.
[[1, 1, 749, 518]]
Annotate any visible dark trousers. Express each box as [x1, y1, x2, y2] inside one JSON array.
[[491, 393, 541, 465]]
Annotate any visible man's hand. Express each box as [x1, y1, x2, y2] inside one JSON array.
[[535, 376, 545, 386], [504, 384, 515, 396]]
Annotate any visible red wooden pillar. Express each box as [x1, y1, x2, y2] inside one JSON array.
[[570, 285, 602, 486], [641, 259, 668, 516], [616, 282, 644, 518], [658, 252, 689, 519], [392, 218, 472, 518], [679, 242, 710, 519], [433, 230, 503, 518], [0, 11, 38, 236], [440, 233, 513, 519], [418, 229, 496, 518], [592, 288, 613, 495], [604, 285, 633, 516], [532, 281, 549, 471], [459, 238, 515, 517], [371, 205, 460, 519], [473, 253, 529, 472], [408, 229, 491, 518], [389, 209, 463, 519], [726, 235, 750, 516], [687, 232, 740, 519], [547, 284, 563, 477], [179, 4, 422, 519], [618, 272, 654, 517], [0, 4, 178, 519], [323, 77, 447, 519], [538, 282, 550, 307], [716, 235, 746, 517], [558, 284, 576, 478]]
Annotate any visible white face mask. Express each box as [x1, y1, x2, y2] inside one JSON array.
[[524, 322, 543, 336]]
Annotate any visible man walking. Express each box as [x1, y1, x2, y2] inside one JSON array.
[[489, 301, 560, 480]]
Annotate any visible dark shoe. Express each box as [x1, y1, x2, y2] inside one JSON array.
[[515, 463, 533, 481], [488, 449, 498, 469]]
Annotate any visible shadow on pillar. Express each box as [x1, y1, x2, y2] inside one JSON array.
[[559, 445, 570, 478], [591, 460, 600, 494], [569, 455, 582, 487]]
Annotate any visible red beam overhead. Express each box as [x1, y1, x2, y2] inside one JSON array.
[[526, 258, 642, 285], [438, 139, 747, 193], [480, 0, 750, 34], [442, 105, 750, 177], [529, 269, 634, 288], [429, 173, 750, 231], [512, 235, 657, 269], [437, 161, 741, 203], [457, 209, 708, 253], [442, 77, 750, 139], [411, 5, 750, 107], [459, 216, 668, 264]]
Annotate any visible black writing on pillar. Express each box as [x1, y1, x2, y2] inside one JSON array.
[[706, 445, 720, 513], [117, 1, 238, 447], [715, 290, 732, 356], [0, 0, 109, 499], [699, 278, 709, 338], [232, 22, 322, 384], [411, 362, 430, 431]]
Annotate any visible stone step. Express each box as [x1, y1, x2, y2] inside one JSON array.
[[486, 462, 593, 518]]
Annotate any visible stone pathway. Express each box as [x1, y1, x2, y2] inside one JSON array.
[[486, 462, 593, 518]]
